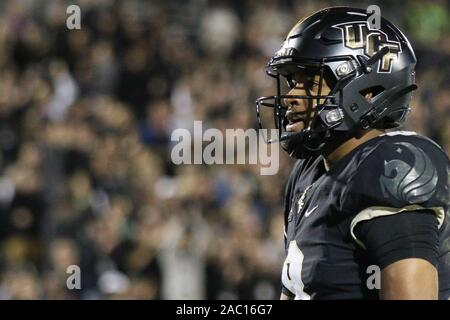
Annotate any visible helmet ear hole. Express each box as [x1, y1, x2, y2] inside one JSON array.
[[359, 86, 385, 102]]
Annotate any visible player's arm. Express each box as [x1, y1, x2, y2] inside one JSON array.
[[380, 258, 438, 299], [354, 210, 440, 300]]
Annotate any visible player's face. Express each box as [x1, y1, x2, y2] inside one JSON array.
[[283, 74, 331, 133]]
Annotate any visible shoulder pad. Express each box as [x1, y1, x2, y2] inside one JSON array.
[[342, 132, 449, 213]]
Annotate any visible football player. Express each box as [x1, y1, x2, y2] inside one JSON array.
[[255, 7, 450, 299]]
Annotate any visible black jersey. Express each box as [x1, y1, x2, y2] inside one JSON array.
[[281, 131, 450, 300]]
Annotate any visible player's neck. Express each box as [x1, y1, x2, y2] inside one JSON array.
[[323, 129, 385, 171]]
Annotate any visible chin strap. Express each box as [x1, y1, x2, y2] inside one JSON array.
[[279, 124, 332, 158]]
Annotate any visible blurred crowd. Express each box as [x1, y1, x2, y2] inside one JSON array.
[[0, 0, 448, 299]]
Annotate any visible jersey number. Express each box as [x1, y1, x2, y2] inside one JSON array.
[[282, 240, 311, 300]]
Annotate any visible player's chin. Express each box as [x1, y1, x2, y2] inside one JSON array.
[[286, 121, 305, 132]]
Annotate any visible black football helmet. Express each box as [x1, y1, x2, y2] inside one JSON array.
[[255, 6, 417, 158]]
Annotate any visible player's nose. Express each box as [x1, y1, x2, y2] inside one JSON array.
[[284, 88, 307, 112]]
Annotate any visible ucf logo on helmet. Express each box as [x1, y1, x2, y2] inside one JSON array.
[[333, 22, 402, 73]]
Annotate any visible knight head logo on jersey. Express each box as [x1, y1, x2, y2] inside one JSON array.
[[333, 21, 401, 73]]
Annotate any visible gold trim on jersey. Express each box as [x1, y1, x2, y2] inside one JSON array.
[[350, 205, 445, 249]]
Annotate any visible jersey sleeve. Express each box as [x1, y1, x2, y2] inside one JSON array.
[[339, 135, 450, 249], [354, 209, 440, 269]]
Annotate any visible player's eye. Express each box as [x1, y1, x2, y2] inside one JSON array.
[[286, 75, 319, 91], [305, 79, 319, 89]]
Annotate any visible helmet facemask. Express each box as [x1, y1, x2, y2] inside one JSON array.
[[256, 63, 341, 158]]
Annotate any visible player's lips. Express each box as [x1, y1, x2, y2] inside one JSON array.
[[285, 109, 306, 132], [286, 121, 304, 132]]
